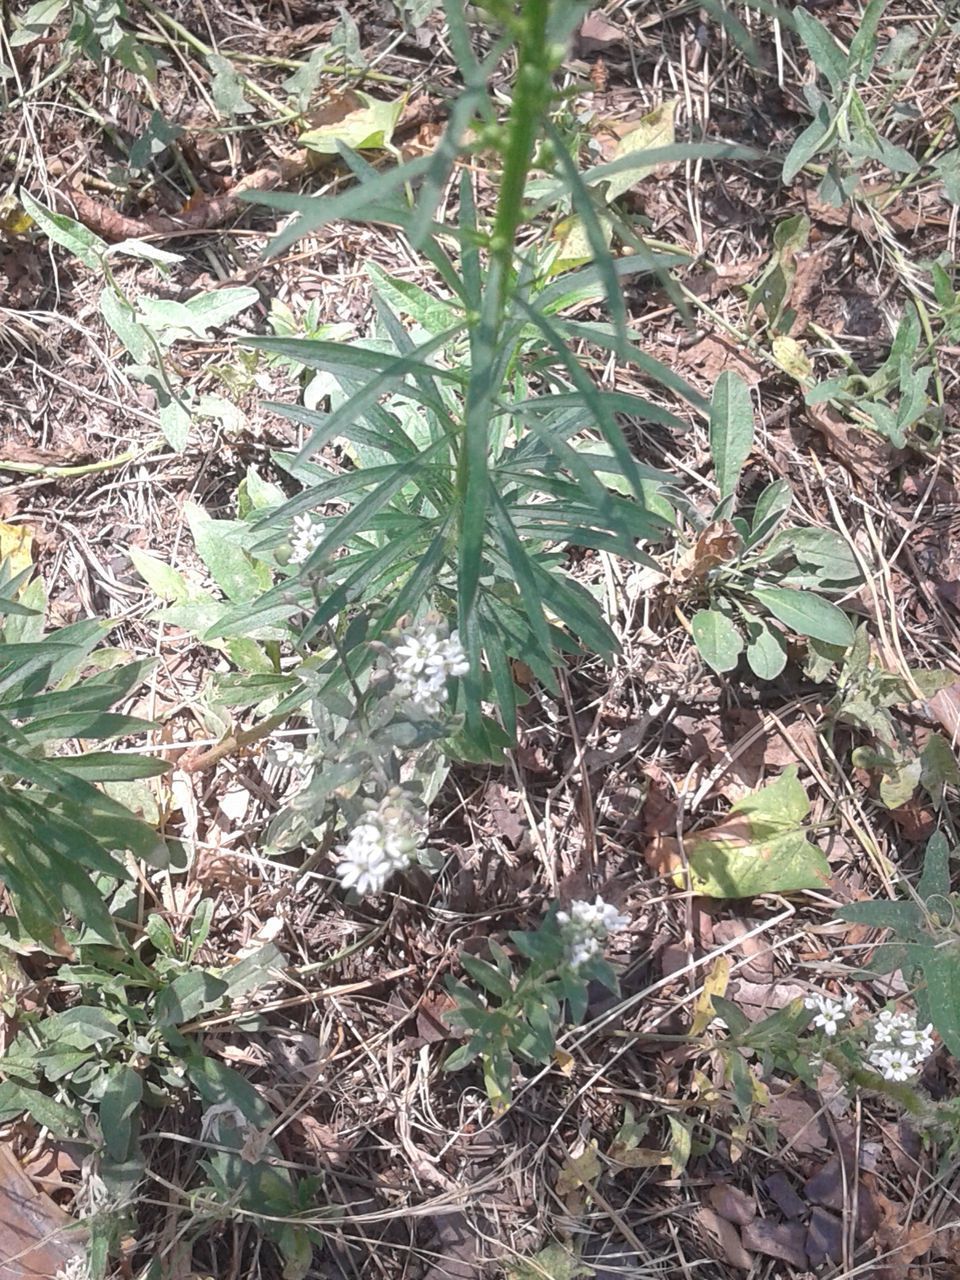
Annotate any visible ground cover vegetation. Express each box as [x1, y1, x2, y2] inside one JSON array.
[[0, 0, 959, 1275]]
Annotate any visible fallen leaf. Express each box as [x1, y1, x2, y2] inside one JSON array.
[[765, 1093, 831, 1154], [763, 1173, 806, 1219], [805, 401, 903, 482], [806, 1206, 843, 1265], [696, 1206, 752, 1270], [707, 1183, 757, 1227], [684, 768, 830, 898], [575, 11, 625, 53], [299, 90, 404, 153], [771, 334, 813, 383], [740, 1218, 808, 1269], [677, 333, 764, 387], [556, 1141, 601, 1196], [421, 1213, 484, 1280], [690, 955, 730, 1035], [596, 101, 677, 201], [927, 679, 960, 740], [677, 520, 743, 583], [0, 1141, 86, 1280], [0, 522, 33, 577]]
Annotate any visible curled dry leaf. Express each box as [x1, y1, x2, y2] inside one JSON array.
[[0, 1142, 86, 1280], [676, 519, 743, 583]]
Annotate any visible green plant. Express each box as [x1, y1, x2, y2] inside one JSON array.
[[670, 370, 859, 676], [0, 555, 176, 947], [0, 923, 301, 1276], [210, 0, 757, 758], [782, 0, 918, 194], [444, 897, 627, 1111], [18, 193, 259, 451], [836, 832, 960, 1057], [10, 0, 156, 80]]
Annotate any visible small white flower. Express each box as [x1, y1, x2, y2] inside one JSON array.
[[289, 513, 326, 565], [336, 802, 423, 896], [55, 1259, 89, 1280], [869, 1046, 919, 1082], [865, 1007, 935, 1079], [804, 992, 856, 1037], [391, 623, 469, 716], [557, 895, 630, 972]]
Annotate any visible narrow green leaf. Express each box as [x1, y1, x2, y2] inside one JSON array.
[[99, 1066, 142, 1162], [710, 371, 754, 500]]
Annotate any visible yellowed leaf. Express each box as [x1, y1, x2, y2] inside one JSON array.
[[549, 211, 614, 275], [552, 1047, 575, 1076], [772, 335, 813, 384], [0, 194, 33, 237], [555, 1141, 600, 1196], [300, 90, 404, 154], [602, 100, 677, 201], [0, 522, 33, 577], [690, 955, 731, 1036]]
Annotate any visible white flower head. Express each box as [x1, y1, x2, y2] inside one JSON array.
[[336, 798, 423, 896], [289, 512, 326, 565], [55, 1259, 90, 1280], [556, 895, 630, 972], [804, 991, 857, 1037], [390, 621, 470, 716], [865, 1007, 935, 1080]]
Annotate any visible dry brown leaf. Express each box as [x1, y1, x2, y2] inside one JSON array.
[[873, 1189, 937, 1280], [696, 1206, 752, 1270], [677, 334, 765, 388], [763, 1173, 806, 1220], [677, 520, 743, 583], [0, 1142, 86, 1280], [576, 10, 624, 52], [804, 402, 904, 483], [740, 1218, 808, 1269], [806, 1206, 843, 1266], [927, 679, 960, 741], [708, 1183, 757, 1227], [765, 1093, 831, 1154]]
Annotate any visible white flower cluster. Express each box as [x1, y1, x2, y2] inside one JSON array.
[[289, 513, 325, 565], [556, 895, 630, 970], [866, 1009, 935, 1082], [55, 1260, 89, 1280], [391, 622, 470, 716], [336, 798, 423, 896], [804, 991, 857, 1037]]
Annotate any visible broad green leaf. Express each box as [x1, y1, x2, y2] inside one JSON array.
[[601, 100, 677, 202], [99, 1066, 142, 1162], [691, 609, 743, 674], [918, 831, 951, 903], [138, 287, 259, 341], [745, 616, 787, 680], [100, 287, 153, 363], [709, 371, 754, 500], [154, 971, 229, 1026], [129, 547, 193, 604], [685, 767, 830, 898], [184, 503, 271, 604], [748, 586, 853, 646], [10, 0, 67, 46], [921, 945, 960, 1057], [208, 52, 254, 117], [19, 190, 107, 269], [300, 91, 404, 153], [835, 900, 923, 934], [920, 734, 960, 806], [766, 528, 860, 583], [848, 0, 886, 78]]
